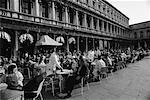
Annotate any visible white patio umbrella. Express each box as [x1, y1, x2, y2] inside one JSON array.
[[56, 36, 65, 43], [19, 33, 34, 43], [0, 31, 11, 42], [35, 35, 62, 46]]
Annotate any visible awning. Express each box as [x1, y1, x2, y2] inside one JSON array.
[[19, 33, 34, 43], [68, 37, 76, 44], [56, 36, 65, 43], [35, 35, 62, 46], [0, 31, 11, 42]]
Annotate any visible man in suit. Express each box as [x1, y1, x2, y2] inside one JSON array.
[[23, 66, 46, 98]]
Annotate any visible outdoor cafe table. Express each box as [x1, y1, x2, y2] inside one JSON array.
[[56, 69, 73, 93]]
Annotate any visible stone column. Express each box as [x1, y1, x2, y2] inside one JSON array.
[[85, 37, 88, 52], [11, 0, 19, 12], [66, 35, 69, 51], [35, 0, 40, 16], [14, 31, 19, 59], [110, 24, 112, 35], [95, 0, 99, 10], [108, 41, 110, 49], [75, 10, 79, 29], [93, 38, 95, 50], [96, 19, 100, 31], [115, 26, 118, 35], [77, 36, 80, 52], [89, 0, 93, 6], [101, 20, 104, 32], [65, 6, 69, 27], [53, 34, 56, 40], [52, 1, 56, 24], [144, 41, 147, 48], [106, 22, 109, 33], [91, 16, 94, 29], [83, 13, 87, 28], [138, 41, 140, 48]]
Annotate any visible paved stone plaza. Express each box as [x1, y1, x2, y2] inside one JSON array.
[[42, 56, 150, 100]]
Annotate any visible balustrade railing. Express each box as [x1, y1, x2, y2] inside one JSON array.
[[0, 8, 129, 39]]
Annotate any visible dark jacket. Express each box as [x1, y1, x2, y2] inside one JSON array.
[[23, 73, 46, 91]]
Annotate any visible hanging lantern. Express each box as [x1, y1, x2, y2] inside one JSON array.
[[68, 37, 76, 44], [0, 31, 11, 42], [56, 36, 65, 43], [19, 33, 34, 43]]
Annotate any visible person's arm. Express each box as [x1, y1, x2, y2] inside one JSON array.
[[17, 71, 24, 82], [54, 55, 63, 70]]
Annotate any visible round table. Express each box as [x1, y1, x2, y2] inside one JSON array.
[[56, 69, 73, 75], [56, 69, 73, 93]]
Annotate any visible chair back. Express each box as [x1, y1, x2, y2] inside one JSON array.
[[35, 79, 45, 98]]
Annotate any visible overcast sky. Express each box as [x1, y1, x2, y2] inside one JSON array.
[[107, 0, 150, 25]]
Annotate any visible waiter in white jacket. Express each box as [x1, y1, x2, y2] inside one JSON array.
[[46, 48, 63, 76]]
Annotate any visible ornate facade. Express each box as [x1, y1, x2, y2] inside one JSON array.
[[130, 21, 150, 49], [0, 0, 131, 57]]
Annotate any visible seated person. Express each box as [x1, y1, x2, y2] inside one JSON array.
[[6, 63, 23, 90], [92, 56, 102, 81], [23, 66, 46, 98], [61, 55, 89, 98]]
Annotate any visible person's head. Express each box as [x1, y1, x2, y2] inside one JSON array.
[[34, 66, 46, 77], [98, 55, 102, 60], [7, 63, 18, 74]]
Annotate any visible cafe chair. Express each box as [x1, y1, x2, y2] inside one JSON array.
[[43, 75, 55, 96], [81, 75, 90, 95], [99, 67, 108, 81], [24, 79, 45, 100], [23, 67, 31, 80]]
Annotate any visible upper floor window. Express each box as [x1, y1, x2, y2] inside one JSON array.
[[103, 6, 106, 12], [147, 30, 150, 37], [78, 12, 83, 26], [86, 0, 89, 4], [140, 31, 143, 38], [0, 0, 7, 9], [69, 8, 75, 24], [107, 8, 109, 14], [22, 0, 31, 14], [93, 18, 97, 29], [42, 3, 48, 18], [93, 1, 95, 8], [87, 15, 91, 28], [98, 5, 101, 10]]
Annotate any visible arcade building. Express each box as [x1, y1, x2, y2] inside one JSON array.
[[0, 0, 131, 58]]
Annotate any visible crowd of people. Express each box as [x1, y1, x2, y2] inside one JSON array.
[[0, 47, 150, 99]]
